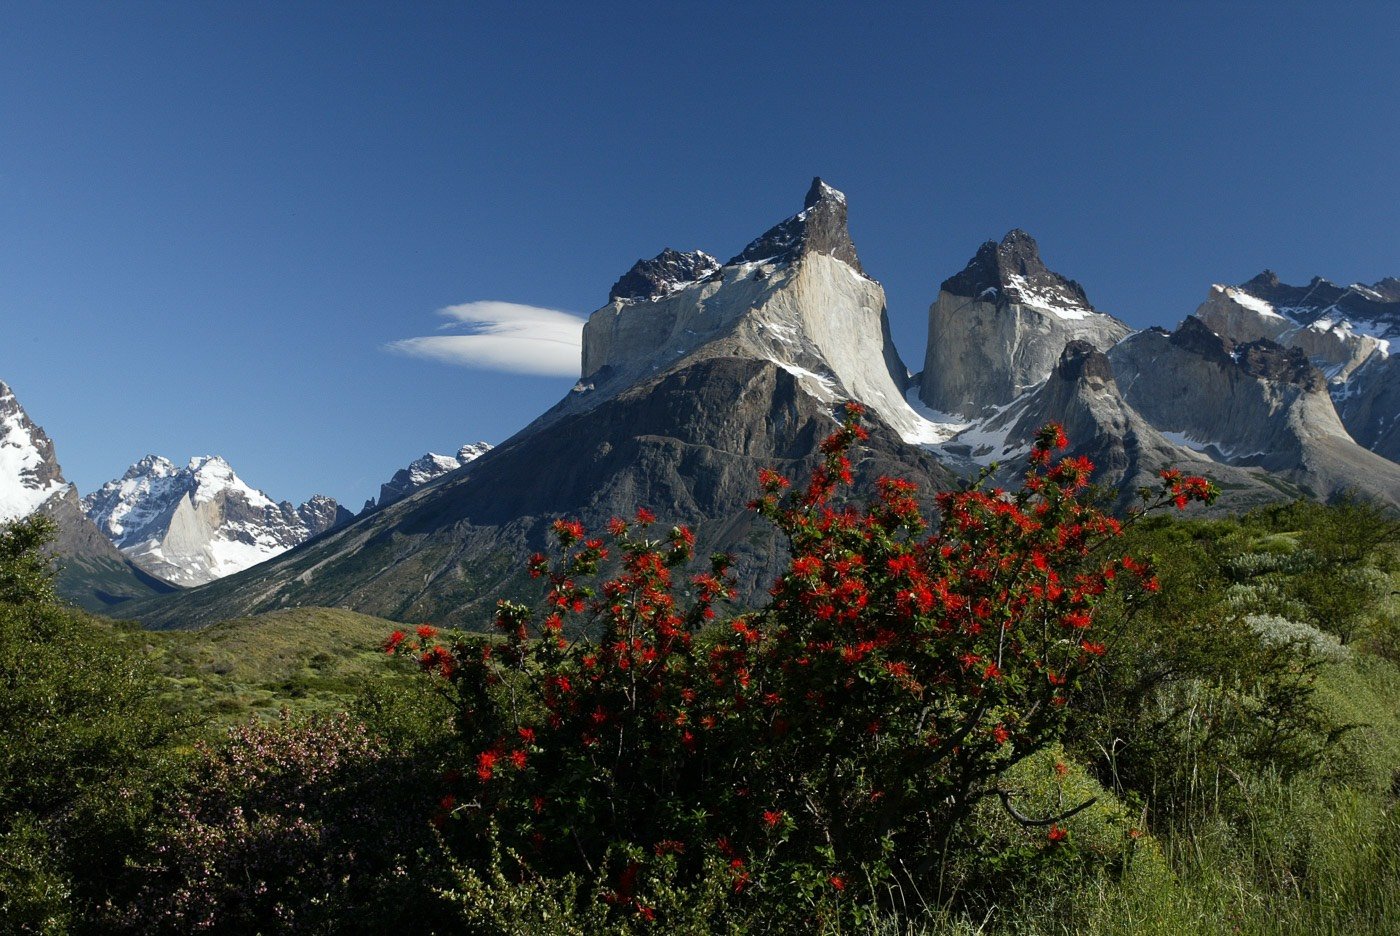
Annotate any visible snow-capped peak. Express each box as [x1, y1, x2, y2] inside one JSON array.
[[368, 441, 495, 511], [0, 380, 69, 523], [82, 454, 348, 585]]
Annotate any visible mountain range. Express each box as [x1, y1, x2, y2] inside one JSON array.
[[3, 179, 1396, 623]]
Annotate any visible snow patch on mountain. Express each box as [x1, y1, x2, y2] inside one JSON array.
[[83, 456, 350, 586], [367, 442, 494, 511], [0, 385, 67, 522]]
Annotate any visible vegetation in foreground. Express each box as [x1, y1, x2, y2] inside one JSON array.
[[0, 415, 1396, 933]]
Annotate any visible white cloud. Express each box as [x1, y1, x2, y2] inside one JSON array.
[[386, 301, 584, 377]]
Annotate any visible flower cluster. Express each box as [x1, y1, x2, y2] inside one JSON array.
[[407, 411, 1216, 924]]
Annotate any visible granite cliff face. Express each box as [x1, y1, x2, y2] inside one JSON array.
[[918, 231, 1132, 417], [126, 180, 957, 628], [1109, 317, 1400, 503], [1192, 273, 1399, 461], [0, 380, 175, 610], [573, 178, 956, 446], [937, 342, 1293, 511]]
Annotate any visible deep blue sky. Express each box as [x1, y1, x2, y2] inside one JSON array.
[[2, 2, 1396, 506]]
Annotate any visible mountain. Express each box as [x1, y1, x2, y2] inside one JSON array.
[[83, 456, 353, 587], [124, 179, 957, 629], [119, 180, 1400, 630], [364, 442, 493, 512], [570, 178, 958, 445], [917, 230, 1132, 417], [1108, 317, 1400, 503], [937, 342, 1299, 510], [0, 380, 176, 610], [1192, 272, 1399, 461]]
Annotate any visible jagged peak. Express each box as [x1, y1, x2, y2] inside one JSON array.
[[1171, 315, 1236, 365], [1235, 340, 1326, 391], [122, 455, 178, 480], [609, 248, 721, 302], [941, 229, 1094, 316], [1233, 269, 1400, 330], [1054, 340, 1116, 384], [1170, 317, 1326, 390], [457, 442, 493, 462], [1372, 277, 1400, 300], [725, 177, 864, 273]]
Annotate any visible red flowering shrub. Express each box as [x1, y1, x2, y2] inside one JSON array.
[[408, 407, 1217, 925]]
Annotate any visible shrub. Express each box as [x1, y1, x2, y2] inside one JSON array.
[[116, 710, 452, 934], [0, 516, 177, 933], [404, 412, 1216, 928]]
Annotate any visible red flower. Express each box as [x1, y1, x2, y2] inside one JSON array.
[[416, 624, 438, 640], [763, 809, 783, 829], [1047, 824, 1068, 842], [635, 507, 657, 525], [829, 874, 846, 891], [383, 630, 406, 653], [475, 750, 498, 782]]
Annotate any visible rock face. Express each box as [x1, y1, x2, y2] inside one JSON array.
[[609, 249, 721, 302], [919, 230, 1132, 417], [1192, 272, 1400, 461], [1109, 317, 1400, 503], [83, 456, 353, 586], [367, 442, 494, 511], [0, 380, 175, 610], [124, 180, 958, 629], [727, 178, 864, 273], [576, 178, 957, 446], [937, 342, 1292, 511]]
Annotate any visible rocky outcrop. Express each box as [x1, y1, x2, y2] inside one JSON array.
[[918, 231, 1131, 417], [726, 178, 864, 273], [575, 180, 956, 446], [938, 342, 1292, 511], [1109, 317, 1400, 504], [1192, 273, 1399, 461], [609, 249, 721, 302], [84, 456, 353, 586]]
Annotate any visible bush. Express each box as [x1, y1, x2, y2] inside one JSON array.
[[402, 413, 1216, 928], [116, 709, 453, 933], [0, 516, 178, 933]]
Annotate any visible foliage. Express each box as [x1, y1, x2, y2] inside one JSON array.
[[109, 606, 433, 728], [0, 516, 178, 934], [406, 412, 1216, 927], [114, 710, 454, 934]]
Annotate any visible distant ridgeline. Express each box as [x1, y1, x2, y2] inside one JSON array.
[[3, 180, 1396, 619]]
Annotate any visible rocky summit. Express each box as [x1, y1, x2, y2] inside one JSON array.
[[364, 442, 494, 512], [918, 230, 1131, 417]]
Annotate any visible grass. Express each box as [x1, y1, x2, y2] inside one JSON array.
[[105, 606, 420, 728]]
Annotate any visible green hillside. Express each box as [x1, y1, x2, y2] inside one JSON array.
[[108, 606, 420, 726]]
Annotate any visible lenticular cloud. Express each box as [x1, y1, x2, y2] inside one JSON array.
[[386, 301, 584, 377]]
